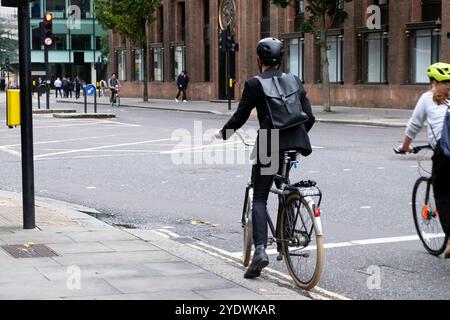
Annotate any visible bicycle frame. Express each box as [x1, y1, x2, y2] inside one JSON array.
[[241, 149, 324, 249]]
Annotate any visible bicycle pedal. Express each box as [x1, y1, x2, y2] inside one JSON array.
[[276, 255, 283, 261]]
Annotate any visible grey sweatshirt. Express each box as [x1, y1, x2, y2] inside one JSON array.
[[405, 91, 448, 147]]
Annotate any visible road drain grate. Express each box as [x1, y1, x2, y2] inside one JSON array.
[[1, 244, 59, 258]]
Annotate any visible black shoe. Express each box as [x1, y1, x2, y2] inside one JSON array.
[[244, 245, 269, 279]]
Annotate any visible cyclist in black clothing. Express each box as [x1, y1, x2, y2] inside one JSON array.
[[215, 38, 316, 279]]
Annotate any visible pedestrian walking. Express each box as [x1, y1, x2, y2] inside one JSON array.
[[74, 76, 81, 99], [54, 77, 62, 98], [67, 77, 73, 98], [175, 71, 189, 103]]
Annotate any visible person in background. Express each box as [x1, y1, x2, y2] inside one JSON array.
[[54, 77, 62, 98], [74, 76, 81, 99], [175, 71, 189, 103]]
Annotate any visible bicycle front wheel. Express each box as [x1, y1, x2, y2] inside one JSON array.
[[412, 177, 448, 256], [279, 193, 324, 290]]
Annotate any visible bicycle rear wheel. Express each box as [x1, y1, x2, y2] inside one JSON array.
[[242, 187, 253, 267], [412, 177, 448, 256], [279, 193, 324, 290]]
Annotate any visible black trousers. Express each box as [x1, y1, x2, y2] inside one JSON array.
[[251, 154, 286, 247], [432, 144, 450, 237], [55, 88, 62, 98], [176, 86, 187, 100]]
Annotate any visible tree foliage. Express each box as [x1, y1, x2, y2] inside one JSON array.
[[94, 0, 163, 101], [272, 0, 352, 112]]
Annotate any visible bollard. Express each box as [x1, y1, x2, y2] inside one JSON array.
[[37, 84, 47, 110], [84, 87, 87, 113]]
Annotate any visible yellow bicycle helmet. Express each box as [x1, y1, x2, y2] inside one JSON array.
[[427, 62, 450, 82]]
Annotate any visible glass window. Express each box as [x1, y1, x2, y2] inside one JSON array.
[[71, 35, 91, 50], [287, 38, 304, 80], [47, 0, 65, 12], [366, 33, 387, 83], [327, 35, 343, 83], [117, 49, 127, 81], [32, 24, 42, 50], [30, 0, 41, 18], [71, 0, 91, 18], [173, 46, 185, 81], [153, 47, 164, 82], [134, 49, 144, 81], [413, 29, 440, 83], [50, 34, 67, 50]]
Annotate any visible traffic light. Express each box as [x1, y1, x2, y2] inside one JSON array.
[[43, 12, 53, 46]]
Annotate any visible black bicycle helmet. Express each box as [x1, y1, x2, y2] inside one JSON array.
[[257, 37, 285, 66]]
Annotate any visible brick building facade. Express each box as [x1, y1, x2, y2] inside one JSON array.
[[109, 0, 450, 109]]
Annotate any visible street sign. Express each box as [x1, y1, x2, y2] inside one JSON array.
[[86, 85, 95, 96], [44, 37, 53, 46]]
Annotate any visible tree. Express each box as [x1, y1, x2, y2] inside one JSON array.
[[94, 0, 162, 102], [0, 20, 18, 72], [272, 0, 352, 112]]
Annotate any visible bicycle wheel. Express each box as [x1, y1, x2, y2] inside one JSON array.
[[242, 187, 253, 267], [279, 192, 324, 290], [412, 177, 448, 256]]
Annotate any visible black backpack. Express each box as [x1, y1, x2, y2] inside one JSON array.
[[255, 73, 309, 130], [440, 104, 450, 157]]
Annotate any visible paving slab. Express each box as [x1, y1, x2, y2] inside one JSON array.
[[100, 239, 161, 252], [63, 230, 138, 242], [62, 290, 205, 300], [52, 250, 181, 266], [0, 279, 120, 300], [105, 273, 238, 294], [46, 242, 115, 254]]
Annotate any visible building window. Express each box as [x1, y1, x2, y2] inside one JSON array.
[[50, 34, 67, 51], [365, 32, 388, 83], [153, 47, 164, 82], [204, 0, 211, 82], [327, 35, 343, 83], [261, 0, 270, 38], [117, 49, 127, 81], [294, 0, 305, 30], [422, 0, 441, 22], [71, 35, 91, 50], [134, 49, 144, 81], [46, 0, 65, 13], [413, 29, 440, 83], [286, 38, 304, 80], [32, 24, 42, 50], [31, 0, 41, 18], [71, 0, 91, 18], [173, 45, 186, 81], [178, 2, 186, 41]]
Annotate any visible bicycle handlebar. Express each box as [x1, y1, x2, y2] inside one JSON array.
[[393, 145, 432, 155]]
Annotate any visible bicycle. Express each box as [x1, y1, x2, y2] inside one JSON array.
[[236, 132, 324, 290], [110, 85, 121, 107], [394, 145, 448, 256]]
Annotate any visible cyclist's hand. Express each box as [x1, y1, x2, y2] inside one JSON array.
[[214, 129, 223, 140], [398, 144, 413, 153]]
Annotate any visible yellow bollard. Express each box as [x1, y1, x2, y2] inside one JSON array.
[[6, 89, 21, 128]]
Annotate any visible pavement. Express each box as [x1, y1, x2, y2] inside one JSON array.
[[0, 190, 310, 300], [52, 94, 413, 128]]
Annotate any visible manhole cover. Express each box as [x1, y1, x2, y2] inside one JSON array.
[[1, 244, 58, 258]]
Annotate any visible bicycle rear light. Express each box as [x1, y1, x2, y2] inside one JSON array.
[[314, 206, 321, 218]]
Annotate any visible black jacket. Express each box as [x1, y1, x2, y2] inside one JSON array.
[[221, 68, 315, 156]]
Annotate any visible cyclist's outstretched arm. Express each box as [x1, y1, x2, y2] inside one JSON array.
[[220, 80, 258, 140]]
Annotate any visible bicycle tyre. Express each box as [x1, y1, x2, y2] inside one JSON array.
[[412, 177, 448, 256], [242, 187, 253, 267], [279, 192, 324, 290]]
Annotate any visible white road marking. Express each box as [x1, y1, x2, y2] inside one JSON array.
[[360, 206, 372, 209], [160, 141, 240, 154], [343, 169, 352, 172], [34, 138, 174, 159], [86, 186, 96, 189], [377, 167, 385, 170], [230, 233, 446, 257], [0, 146, 21, 157]]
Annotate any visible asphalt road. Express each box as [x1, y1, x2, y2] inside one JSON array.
[[0, 97, 448, 300]]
